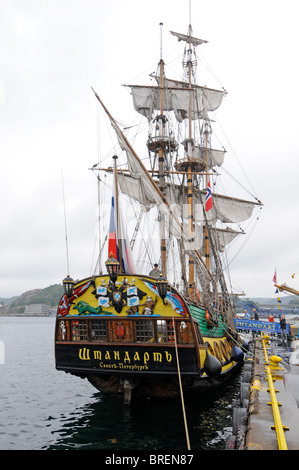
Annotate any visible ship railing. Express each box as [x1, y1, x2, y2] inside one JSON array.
[[55, 316, 195, 345]]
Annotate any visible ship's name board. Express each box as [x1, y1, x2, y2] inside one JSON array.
[[234, 319, 289, 334], [78, 347, 174, 371]]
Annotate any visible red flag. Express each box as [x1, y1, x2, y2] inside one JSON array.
[[108, 181, 118, 261], [272, 269, 277, 284], [205, 179, 213, 212], [108, 169, 136, 274]]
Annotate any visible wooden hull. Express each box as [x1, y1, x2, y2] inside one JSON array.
[[55, 337, 240, 402], [55, 275, 243, 403], [86, 363, 241, 400]]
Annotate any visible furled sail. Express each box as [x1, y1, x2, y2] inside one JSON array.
[[118, 172, 155, 212], [199, 227, 242, 256], [208, 192, 257, 224], [127, 84, 226, 122], [118, 172, 252, 256], [188, 146, 225, 170], [118, 173, 258, 225], [166, 185, 258, 225], [170, 30, 207, 47]]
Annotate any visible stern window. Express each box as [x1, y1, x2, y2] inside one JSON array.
[[90, 320, 107, 341], [135, 320, 154, 342], [71, 320, 88, 341], [157, 320, 175, 343]]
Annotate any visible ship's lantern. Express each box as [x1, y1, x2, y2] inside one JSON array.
[[63, 274, 75, 298], [105, 253, 120, 283], [156, 275, 168, 303]]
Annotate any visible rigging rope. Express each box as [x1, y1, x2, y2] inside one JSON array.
[[219, 317, 259, 361], [223, 208, 262, 271], [170, 281, 191, 450]]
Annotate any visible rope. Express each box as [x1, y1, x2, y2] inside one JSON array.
[[171, 304, 191, 450]]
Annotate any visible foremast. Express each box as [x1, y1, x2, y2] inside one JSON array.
[[156, 23, 167, 277]]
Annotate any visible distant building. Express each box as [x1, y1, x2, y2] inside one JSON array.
[[24, 304, 51, 315]]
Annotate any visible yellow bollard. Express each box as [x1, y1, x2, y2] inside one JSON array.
[[251, 379, 261, 391], [269, 355, 283, 371]]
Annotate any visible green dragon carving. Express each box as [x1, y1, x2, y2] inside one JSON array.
[[73, 301, 112, 316]]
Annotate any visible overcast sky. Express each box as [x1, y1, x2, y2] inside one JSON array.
[[1, 0, 299, 299]]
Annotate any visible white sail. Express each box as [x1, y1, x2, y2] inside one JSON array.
[[118, 172, 155, 211], [127, 84, 226, 122], [209, 192, 257, 224], [118, 173, 258, 225], [199, 227, 242, 256], [190, 146, 225, 170], [170, 30, 207, 47], [166, 186, 257, 225]]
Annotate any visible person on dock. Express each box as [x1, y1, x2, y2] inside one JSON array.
[[280, 315, 287, 346], [280, 315, 286, 330], [252, 308, 260, 336], [268, 314, 274, 322], [243, 309, 250, 333]]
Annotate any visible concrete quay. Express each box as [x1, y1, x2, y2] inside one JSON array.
[[245, 335, 299, 451]]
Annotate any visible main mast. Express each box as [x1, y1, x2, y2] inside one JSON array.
[[187, 23, 196, 300], [143, 16, 214, 298], [158, 23, 167, 277], [173, 21, 209, 301], [146, 23, 177, 278]]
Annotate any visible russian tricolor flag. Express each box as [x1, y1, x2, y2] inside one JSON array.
[[108, 181, 118, 261], [108, 176, 136, 274], [205, 179, 213, 212]]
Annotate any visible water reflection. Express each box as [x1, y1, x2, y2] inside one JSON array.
[[45, 375, 241, 451], [0, 317, 241, 450]]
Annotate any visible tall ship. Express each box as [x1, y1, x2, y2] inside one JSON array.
[[55, 14, 262, 404]]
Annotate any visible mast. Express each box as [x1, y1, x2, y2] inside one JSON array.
[[158, 22, 167, 278], [170, 9, 226, 304], [173, 15, 205, 301], [187, 21, 195, 300], [204, 126, 210, 271]]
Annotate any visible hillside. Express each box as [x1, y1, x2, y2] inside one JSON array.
[[1, 284, 299, 316], [1, 284, 64, 315], [235, 295, 299, 306]]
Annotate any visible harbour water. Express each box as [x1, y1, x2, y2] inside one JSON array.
[[0, 316, 241, 450]]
